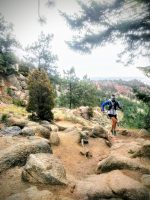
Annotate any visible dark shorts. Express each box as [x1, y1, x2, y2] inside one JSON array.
[[108, 114, 117, 119]]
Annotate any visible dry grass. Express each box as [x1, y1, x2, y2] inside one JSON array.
[[0, 104, 28, 117], [53, 108, 91, 126]]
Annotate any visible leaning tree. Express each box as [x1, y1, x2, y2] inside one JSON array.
[[61, 0, 150, 66]]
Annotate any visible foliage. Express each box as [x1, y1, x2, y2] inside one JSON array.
[[0, 104, 27, 117], [58, 67, 79, 108], [18, 60, 35, 76], [134, 88, 150, 130], [6, 87, 12, 96], [25, 32, 58, 79], [75, 76, 99, 107], [134, 67, 150, 130], [0, 14, 18, 75], [1, 113, 8, 123], [137, 66, 150, 78], [37, 0, 55, 25], [58, 68, 99, 108], [12, 98, 25, 107], [27, 69, 55, 121], [118, 97, 148, 129], [61, 0, 150, 65]]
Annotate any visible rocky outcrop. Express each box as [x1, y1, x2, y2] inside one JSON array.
[[7, 74, 22, 90], [20, 127, 35, 136], [132, 140, 150, 158], [91, 125, 108, 138], [5, 74, 28, 104], [22, 153, 67, 185], [141, 174, 150, 188], [26, 123, 51, 139], [0, 137, 52, 173], [6, 186, 74, 200], [0, 126, 22, 136], [50, 132, 60, 145], [117, 129, 131, 136], [96, 155, 150, 174], [79, 106, 93, 120], [40, 120, 52, 131], [74, 170, 149, 200], [8, 117, 28, 128], [6, 186, 54, 200]]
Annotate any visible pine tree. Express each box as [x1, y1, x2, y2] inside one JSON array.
[[61, 0, 150, 65], [25, 32, 57, 78], [0, 14, 18, 75], [59, 68, 99, 108], [27, 69, 55, 121]]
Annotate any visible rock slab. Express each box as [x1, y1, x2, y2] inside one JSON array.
[[22, 153, 67, 185], [0, 137, 52, 173]]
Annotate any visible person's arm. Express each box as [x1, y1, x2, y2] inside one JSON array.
[[117, 101, 122, 110], [101, 100, 110, 112]]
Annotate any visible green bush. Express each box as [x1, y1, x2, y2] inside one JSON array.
[[1, 114, 8, 123], [27, 69, 55, 122], [6, 88, 12, 96], [12, 98, 25, 107], [118, 97, 148, 129]]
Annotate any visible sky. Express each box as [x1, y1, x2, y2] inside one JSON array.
[[0, 0, 150, 83]]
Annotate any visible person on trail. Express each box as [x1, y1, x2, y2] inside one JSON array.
[[101, 94, 122, 137]]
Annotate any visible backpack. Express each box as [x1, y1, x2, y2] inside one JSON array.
[[108, 100, 118, 110]]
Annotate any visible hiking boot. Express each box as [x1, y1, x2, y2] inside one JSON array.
[[111, 129, 116, 136]]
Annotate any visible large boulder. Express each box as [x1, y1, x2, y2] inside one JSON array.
[[50, 132, 60, 146], [91, 125, 108, 138], [22, 153, 68, 185], [20, 80, 27, 89], [132, 140, 150, 158], [18, 74, 26, 81], [108, 170, 149, 200], [0, 137, 52, 173], [74, 170, 149, 200], [34, 125, 51, 139], [40, 120, 52, 131], [26, 123, 51, 139], [8, 117, 28, 128], [6, 186, 54, 200], [0, 126, 21, 136], [79, 106, 92, 120], [7, 74, 21, 90], [141, 174, 150, 188], [6, 186, 74, 200], [96, 155, 150, 174], [64, 126, 81, 143], [117, 129, 131, 136], [20, 127, 35, 136]]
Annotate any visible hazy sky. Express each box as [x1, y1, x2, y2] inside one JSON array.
[[0, 0, 149, 82]]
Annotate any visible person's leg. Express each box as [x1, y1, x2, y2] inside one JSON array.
[[111, 117, 117, 136]]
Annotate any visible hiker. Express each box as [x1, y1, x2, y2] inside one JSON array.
[[101, 94, 122, 137]]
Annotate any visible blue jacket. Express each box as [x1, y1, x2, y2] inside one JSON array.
[[101, 100, 121, 112]]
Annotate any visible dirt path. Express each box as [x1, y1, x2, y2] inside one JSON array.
[[0, 120, 149, 200], [53, 131, 110, 179]]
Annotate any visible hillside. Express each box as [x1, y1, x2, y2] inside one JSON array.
[[93, 79, 150, 98], [0, 73, 150, 199]]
